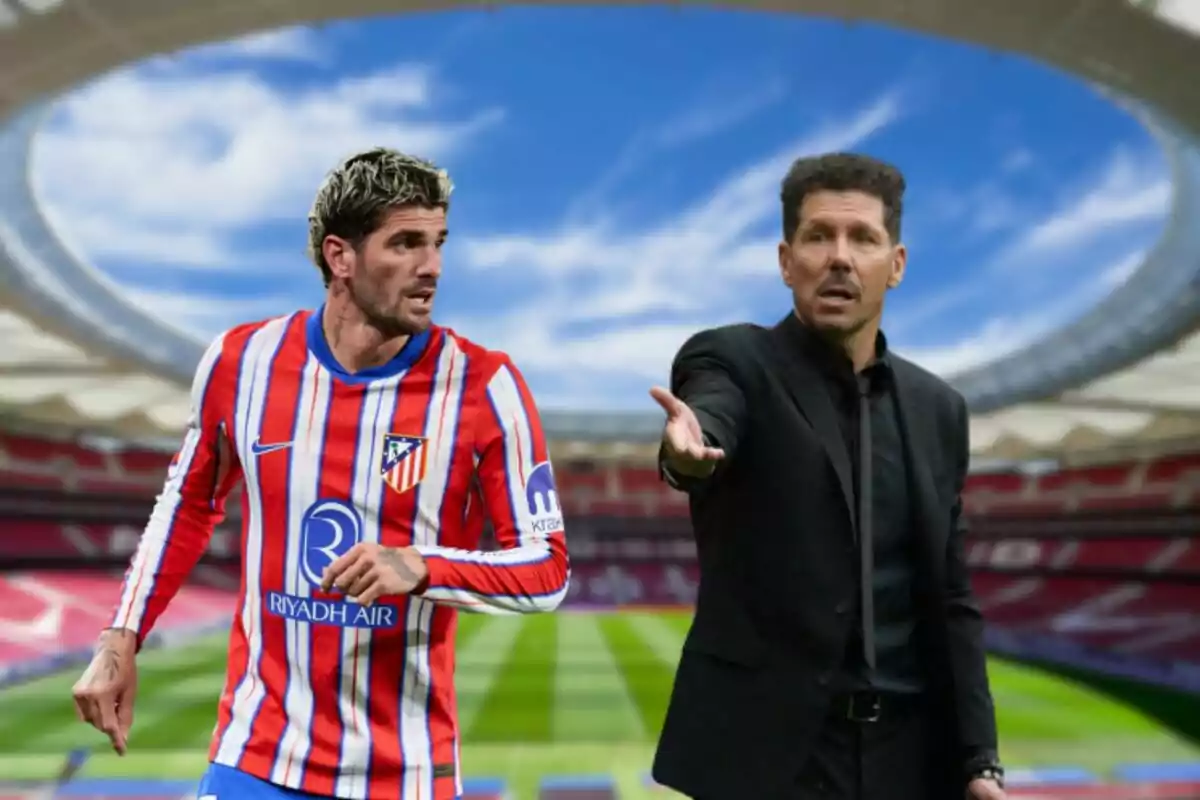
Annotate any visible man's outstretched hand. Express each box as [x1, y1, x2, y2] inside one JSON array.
[[73, 628, 138, 755], [650, 386, 725, 478]]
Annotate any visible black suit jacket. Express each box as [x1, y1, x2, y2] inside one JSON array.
[[651, 315, 998, 800]]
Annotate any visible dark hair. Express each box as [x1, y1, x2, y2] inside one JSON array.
[[308, 147, 453, 286], [779, 152, 905, 243]]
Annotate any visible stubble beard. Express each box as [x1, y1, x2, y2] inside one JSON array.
[[349, 274, 423, 340]]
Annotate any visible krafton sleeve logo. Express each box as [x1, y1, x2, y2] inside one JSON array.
[[525, 461, 563, 535], [264, 498, 400, 630]]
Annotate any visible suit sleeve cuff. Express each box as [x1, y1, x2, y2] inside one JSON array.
[[658, 433, 719, 491]]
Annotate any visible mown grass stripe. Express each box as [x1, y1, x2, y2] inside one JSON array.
[[596, 613, 678, 739], [553, 612, 643, 741], [465, 613, 556, 742], [454, 615, 525, 736]]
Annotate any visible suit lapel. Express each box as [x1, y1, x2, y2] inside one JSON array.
[[769, 316, 856, 526], [888, 357, 945, 564]]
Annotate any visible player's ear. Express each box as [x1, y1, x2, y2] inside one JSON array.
[[323, 235, 356, 281]]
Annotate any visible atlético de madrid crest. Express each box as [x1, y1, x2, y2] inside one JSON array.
[[381, 433, 428, 494]]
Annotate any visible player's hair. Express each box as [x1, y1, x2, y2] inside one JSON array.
[[779, 152, 905, 243], [307, 147, 454, 285]]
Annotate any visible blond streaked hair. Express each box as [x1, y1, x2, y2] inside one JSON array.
[[307, 146, 454, 285]]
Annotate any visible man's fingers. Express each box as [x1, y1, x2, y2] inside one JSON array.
[[321, 547, 363, 592], [347, 569, 378, 599], [72, 691, 90, 723], [353, 583, 384, 607], [333, 558, 373, 594], [117, 688, 136, 736], [94, 699, 124, 753], [649, 386, 683, 416], [77, 696, 99, 728], [683, 444, 725, 462], [97, 698, 118, 733]]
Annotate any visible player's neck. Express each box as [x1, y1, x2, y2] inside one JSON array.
[[321, 297, 409, 374]]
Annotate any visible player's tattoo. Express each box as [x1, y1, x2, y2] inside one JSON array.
[[381, 547, 421, 586], [98, 649, 122, 683], [92, 628, 134, 683]]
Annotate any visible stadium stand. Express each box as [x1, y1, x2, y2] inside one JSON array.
[[0, 571, 236, 686], [6, 430, 1200, 798], [8, 427, 1200, 515], [0, 431, 167, 496]]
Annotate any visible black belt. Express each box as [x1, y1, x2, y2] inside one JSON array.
[[833, 690, 917, 723]]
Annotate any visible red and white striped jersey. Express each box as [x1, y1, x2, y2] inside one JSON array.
[[109, 309, 570, 800]]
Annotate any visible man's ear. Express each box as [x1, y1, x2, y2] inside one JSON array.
[[886, 243, 907, 289], [778, 241, 793, 288]]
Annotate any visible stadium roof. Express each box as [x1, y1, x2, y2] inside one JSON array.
[[0, 0, 1199, 463]]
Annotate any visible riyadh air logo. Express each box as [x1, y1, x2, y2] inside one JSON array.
[[299, 500, 361, 586], [264, 499, 399, 630], [526, 461, 563, 535]]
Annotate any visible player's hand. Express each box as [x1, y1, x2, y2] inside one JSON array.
[[320, 543, 429, 605], [72, 628, 138, 756], [967, 777, 1006, 800], [649, 386, 724, 478]]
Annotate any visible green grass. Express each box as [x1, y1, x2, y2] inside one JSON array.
[[1, 608, 1198, 799]]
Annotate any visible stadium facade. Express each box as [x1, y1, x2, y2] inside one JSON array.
[[0, 0, 1198, 465]]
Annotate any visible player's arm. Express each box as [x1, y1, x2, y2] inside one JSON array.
[[410, 356, 569, 614], [108, 332, 242, 648], [944, 394, 1001, 780]]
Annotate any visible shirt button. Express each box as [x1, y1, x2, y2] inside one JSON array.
[[835, 601, 849, 615], [817, 672, 831, 686]]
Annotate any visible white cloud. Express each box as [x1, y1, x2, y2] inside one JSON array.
[[1015, 149, 1170, 256], [565, 76, 789, 222], [32, 61, 502, 274], [888, 145, 1169, 339], [650, 78, 789, 148], [1098, 250, 1146, 287], [115, 285, 311, 342], [896, 249, 1150, 376], [449, 91, 904, 405], [186, 25, 327, 64]]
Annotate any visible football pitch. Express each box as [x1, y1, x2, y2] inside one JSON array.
[[2, 608, 1198, 799]]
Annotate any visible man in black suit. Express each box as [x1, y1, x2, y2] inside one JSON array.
[[648, 153, 1006, 800]]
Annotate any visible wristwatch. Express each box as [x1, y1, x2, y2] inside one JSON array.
[[972, 766, 1005, 789], [964, 752, 1005, 789]]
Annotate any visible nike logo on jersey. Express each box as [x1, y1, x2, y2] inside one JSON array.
[[251, 438, 293, 456]]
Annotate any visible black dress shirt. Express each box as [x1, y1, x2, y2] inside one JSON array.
[[790, 324, 924, 695]]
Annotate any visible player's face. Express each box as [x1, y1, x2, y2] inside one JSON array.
[[778, 190, 905, 337], [348, 205, 447, 337]]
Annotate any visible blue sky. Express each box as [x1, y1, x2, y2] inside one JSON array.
[[30, 6, 1172, 411]]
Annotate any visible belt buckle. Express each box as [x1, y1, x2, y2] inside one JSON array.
[[846, 692, 881, 723]]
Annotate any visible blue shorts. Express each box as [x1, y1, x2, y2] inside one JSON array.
[[196, 763, 329, 800]]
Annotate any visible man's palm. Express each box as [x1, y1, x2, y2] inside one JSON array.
[[650, 386, 724, 475]]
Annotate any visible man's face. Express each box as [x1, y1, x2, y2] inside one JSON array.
[[778, 190, 905, 337], [326, 205, 447, 337]]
